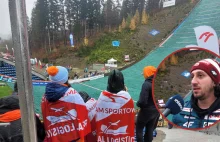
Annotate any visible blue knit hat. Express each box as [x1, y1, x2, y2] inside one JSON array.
[[47, 66, 68, 84]]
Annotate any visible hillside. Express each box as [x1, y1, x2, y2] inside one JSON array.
[[31, 1, 199, 77]]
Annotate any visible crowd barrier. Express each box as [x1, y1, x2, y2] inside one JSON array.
[[0, 74, 104, 86]]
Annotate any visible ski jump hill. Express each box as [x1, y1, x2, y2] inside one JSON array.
[[3, 0, 220, 122]]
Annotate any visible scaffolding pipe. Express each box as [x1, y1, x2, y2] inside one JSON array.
[[8, 0, 37, 141]]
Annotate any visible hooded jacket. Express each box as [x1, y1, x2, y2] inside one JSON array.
[[41, 82, 91, 142], [137, 75, 155, 108], [172, 94, 220, 129], [0, 95, 45, 142]]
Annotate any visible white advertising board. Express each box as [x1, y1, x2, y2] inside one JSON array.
[[163, 0, 176, 8]]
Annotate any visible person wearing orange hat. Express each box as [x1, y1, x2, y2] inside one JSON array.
[[136, 66, 160, 142], [41, 66, 91, 142]]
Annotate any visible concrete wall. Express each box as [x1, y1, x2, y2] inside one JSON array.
[[200, 124, 220, 136]]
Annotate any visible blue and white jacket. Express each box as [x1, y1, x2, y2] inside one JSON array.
[[172, 96, 220, 129]]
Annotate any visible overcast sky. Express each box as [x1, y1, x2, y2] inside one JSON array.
[[0, 0, 36, 39], [0, 0, 122, 39]]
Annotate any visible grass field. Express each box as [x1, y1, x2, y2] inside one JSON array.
[[0, 81, 12, 98]]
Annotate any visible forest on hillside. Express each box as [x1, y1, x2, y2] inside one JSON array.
[[26, 0, 190, 52]]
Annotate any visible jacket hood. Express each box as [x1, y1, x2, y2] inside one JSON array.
[[191, 95, 220, 118], [107, 69, 125, 94], [0, 95, 20, 114], [45, 83, 69, 102], [78, 91, 91, 103], [145, 75, 153, 83]]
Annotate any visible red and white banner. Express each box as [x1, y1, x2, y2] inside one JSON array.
[[96, 91, 135, 142], [35, 58, 38, 66], [158, 99, 165, 108], [84, 98, 97, 142], [41, 88, 91, 142], [39, 60, 42, 68], [12, 48, 14, 56], [5, 45, 8, 51], [125, 55, 130, 62], [194, 26, 219, 55]]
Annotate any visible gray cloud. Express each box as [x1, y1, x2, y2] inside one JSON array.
[[0, 0, 36, 39]]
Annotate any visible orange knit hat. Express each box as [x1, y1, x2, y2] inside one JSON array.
[[47, 66, 68, 84], [143, 66, 156, 79]]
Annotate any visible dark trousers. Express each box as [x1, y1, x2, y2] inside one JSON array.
[[136, 107, 160, 142]]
